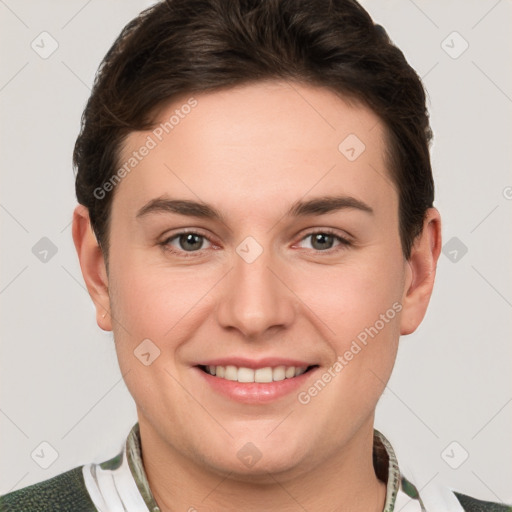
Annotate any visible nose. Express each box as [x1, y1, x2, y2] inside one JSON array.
[[216, 243, 296, 340]]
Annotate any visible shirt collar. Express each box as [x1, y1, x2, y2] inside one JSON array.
[[82, 423, 422, 511], [121, 422, 420, 512], [125, 423, 161, 511]]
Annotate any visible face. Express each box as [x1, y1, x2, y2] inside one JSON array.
[[93, 81, 416, 479]]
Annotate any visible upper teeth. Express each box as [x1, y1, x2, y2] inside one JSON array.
[[205, 365, 308, 383]]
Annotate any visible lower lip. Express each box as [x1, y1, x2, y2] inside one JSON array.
[[195, 367, 317, 404]]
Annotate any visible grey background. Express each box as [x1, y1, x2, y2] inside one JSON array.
[[1, 0, 511, 503]]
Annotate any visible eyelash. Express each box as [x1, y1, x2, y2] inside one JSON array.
[[159, 228, 352, 259]]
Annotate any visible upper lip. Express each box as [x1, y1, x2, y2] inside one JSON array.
[[195, 357, 317, 369]]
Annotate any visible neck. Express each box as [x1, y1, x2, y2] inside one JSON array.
[[139, 418, 388, 512]]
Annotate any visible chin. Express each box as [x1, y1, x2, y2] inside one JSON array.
[[198, 439, 309, 481]]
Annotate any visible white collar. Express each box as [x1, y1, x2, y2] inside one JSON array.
[[81, 423, 464, 512]]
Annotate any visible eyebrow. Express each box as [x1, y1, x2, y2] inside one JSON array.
[[136, 194, 374, 222]]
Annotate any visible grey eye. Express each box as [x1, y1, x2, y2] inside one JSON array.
[[309, 233, 336, 250], [167, 233, 211, 252]]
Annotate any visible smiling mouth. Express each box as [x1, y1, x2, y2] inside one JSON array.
[[198, 364, 318, 383]]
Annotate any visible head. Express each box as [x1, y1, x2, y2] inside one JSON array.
[[72, 0, 441, 481]]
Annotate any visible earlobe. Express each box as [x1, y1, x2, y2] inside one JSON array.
[[399, 208, 442, 336], [71, 205, 112, 331]]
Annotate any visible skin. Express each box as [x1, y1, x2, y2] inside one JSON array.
[[73, 80, 442, 512]]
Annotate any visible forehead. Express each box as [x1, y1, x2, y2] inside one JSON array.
[[113, 80, 395, 220]]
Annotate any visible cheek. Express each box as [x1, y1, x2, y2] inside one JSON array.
[[295, 244, 405, 409], [106, 260, 201, 416], [298, 249, 405, 345], [106, 255, 226, 402], [296, 261, 403, 430], [108, 252, 213, 339]]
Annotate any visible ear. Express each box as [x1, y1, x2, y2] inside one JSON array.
[[72, 205, 112, 331], [400, 207, 442, 335]]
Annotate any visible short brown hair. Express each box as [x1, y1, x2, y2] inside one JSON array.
[[73, 0, 434, 264]]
